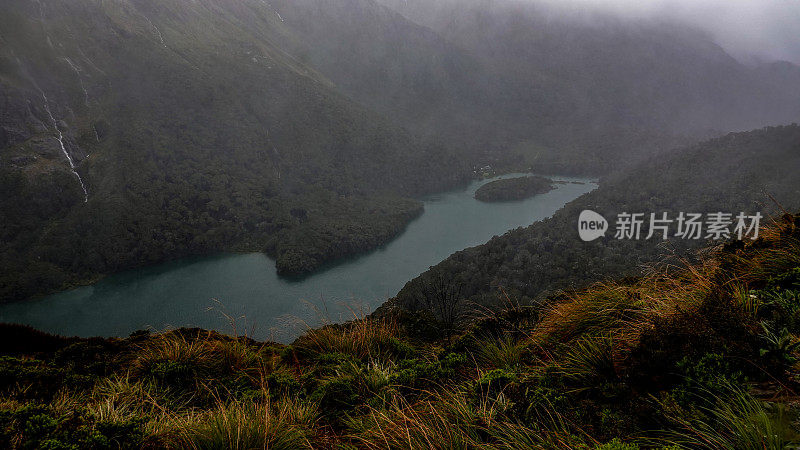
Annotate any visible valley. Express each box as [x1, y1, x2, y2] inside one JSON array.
[[1, 0, 800, 447], [0, 174, 595, 342], [3, 0, 799, 305]]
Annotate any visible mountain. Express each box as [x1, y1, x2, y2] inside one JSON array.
[[0, 0, 468, 302], [378, 0, 800, 171], [392, 124, 800, 314], [3, 0, 800, 303]]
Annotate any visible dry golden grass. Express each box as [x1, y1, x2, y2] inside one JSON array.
[[294, 315, 402, 361], [149, 394, 318, 450]]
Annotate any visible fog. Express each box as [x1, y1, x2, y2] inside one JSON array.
[[540, 0, 800, 64]]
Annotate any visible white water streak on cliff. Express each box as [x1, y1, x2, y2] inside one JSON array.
[[63, 57, 89, 106], [78, 46, 106, 75], [142, 14, 167, 48], [40, 90, 89, 202], [30, 1, 88, 201], [138, 10, 202, 72]]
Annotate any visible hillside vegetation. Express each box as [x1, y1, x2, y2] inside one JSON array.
[[378, 0, 800, 172], [3, 0, 800, 302], [395, 125, 800, 313], [474, 176, 554, 202], [1, 213, 799, 448], [0, 0, 466, 302]]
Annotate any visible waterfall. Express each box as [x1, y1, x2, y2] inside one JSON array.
[[63, 57, 89, 106], [39, 90, 89, 203], [142, 14, 167, 48]]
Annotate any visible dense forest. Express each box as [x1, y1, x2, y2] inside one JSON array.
[[1, 0, 800, 447], [0, 0, 468, 302], [3, 0, 800, 303], [474, 176, 554, 202], [394, 125, 800, 315], [0, 213, 798, 448]]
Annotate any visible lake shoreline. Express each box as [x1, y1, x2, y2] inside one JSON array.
[[0, 174, 597, 343]]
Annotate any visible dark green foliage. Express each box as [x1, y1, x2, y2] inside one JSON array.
[[757, 324, 800, 371], [389, 353, 467, 388], [0, 0, 468, 302], [474, 176, 554, 202], [594, 439, 640, 450], [0, 404, 144, 450], [310, 375, 362, 414], [475, 369, 517, 398], [264, 369, 302, 396], [397, 125, 800, 315], [0, 357, 93, 401]]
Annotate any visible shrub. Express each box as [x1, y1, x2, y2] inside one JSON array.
[[0, 403, 145, 449], [594, 438, 639, 449], [389, 353, 466, 387], [309, 375, 361, 414]]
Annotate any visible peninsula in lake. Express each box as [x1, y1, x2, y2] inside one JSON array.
[[474, 176, 555, 202]]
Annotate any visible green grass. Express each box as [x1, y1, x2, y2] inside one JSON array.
[[1, 214, 799, 448]]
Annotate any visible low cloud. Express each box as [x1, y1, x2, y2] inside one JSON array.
[[538, 0, 800, 64]]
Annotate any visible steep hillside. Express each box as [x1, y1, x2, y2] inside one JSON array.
[[1, 213, 799, 448], [379, 0, 800, 171], [0, 0, 467, 301], [3, 0, 800, 303], [266, 0, 492, 147], [394, 124, 800, 312]]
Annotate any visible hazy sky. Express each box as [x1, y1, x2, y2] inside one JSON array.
[[542, 0, 800, 64]]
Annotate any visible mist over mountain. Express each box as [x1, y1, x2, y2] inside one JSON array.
[[539, 0, 800, 64], [2, 2, 800, 447], [381, 0, 800, 64], [2, 0, 799, 302], [0, 0, 467, 300]]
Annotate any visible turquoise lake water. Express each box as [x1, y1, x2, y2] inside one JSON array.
[[0, 175, 596, 342]]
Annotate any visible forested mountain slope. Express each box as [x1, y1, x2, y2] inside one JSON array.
[[0, 0, 466, 302], [394, 124, 800, 313], [379, 0, 800, 171], [3, 0, 800, 303]]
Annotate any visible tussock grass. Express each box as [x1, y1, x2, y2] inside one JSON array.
[[656, 384, 799, 449], [532, 284, 648, 344], [531, 250, 722, 353], [347, 389, 500, 449], [3, 213, 799, 449], [293, 315, 403, 361], [552, 334, 617, 386], [726, 216, 800, 284], [129, 330, 268, 387], [131, 332, 216, 378], [159, 396, 317, 450], [475, 335, 527, 370]]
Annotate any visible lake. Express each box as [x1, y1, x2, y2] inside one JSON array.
[[0, 174, 596, 342]]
